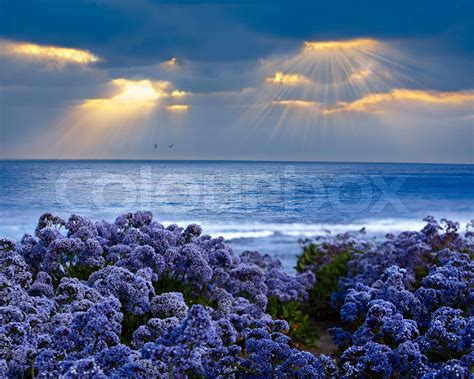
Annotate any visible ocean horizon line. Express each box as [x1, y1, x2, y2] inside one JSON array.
[[1, 158, 473, 166]]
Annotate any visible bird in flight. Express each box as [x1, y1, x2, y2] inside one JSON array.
[[154, 144, 158, 149], [168, 144, 174, 148]]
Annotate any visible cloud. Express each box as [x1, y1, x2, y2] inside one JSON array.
[[325, 88, 474, 114], [170, 90, 187, 98], [161, 57, 179, 70], [303, 38, 379, 52], [0, 40, 100, 65], [265, 71, 310, 86], [83, 78, 187, 107], [166, 104, 189, 112], [272, 99, 318, 108], [348, 67, 374, 82], [0, 2, 472, 164]]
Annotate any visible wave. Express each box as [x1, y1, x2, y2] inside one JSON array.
[[1, 214, 471, 242], [161, 216, 473, 241]]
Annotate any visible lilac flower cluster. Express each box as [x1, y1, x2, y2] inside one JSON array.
[[311, 217, 474, 378], [1, 212, 472, 377], [241, 250, 316, 302], [1, 211, 318, 377]]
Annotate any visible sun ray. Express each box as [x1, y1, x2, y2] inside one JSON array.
[[237, 37, 426, 148], [45, 78, 189, 157]]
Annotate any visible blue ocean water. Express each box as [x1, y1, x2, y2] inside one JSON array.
[[1, 160, 473, 269]]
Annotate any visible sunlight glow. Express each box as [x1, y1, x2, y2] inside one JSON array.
[[5, 41, 99, 64], [167, 104, 189, 112], [303, 38, 379, 52], [325, 89, 474, 114], [272, 100, 318, 108], [110, 79, 166, 104], [171, 90, 187, 98], [348, 67, 373, 82], [51, 77, 189, 157], [83, 78, 188, 108], [266, 71, 310, 86], [239, 37, 451, 142]]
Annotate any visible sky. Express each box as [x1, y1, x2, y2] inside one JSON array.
[[0, 0, 473, 163]]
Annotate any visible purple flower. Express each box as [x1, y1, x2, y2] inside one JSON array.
[[62, 358, 107, 378], [88, 266, 154, 315], [150, 292, 188, 319], [341, 341, 394, 378]]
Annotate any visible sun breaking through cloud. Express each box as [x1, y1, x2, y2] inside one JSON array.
[[167, 104, 189, 112], [106, 79, 167, 104], [239, 36, 474, 148], [303, 38, 379, 52], [1, 40, 100, 64], [325, 89, 474, 114], [82, 78, 187, 108], [272, 99, 318, 108], [266, 71, 310, 86], [47, 77, 190, 157]]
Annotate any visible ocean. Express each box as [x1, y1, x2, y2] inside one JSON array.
[[1, 160, 473, 270]]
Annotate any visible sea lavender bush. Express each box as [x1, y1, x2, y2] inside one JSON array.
[[0, 212, 472, 378], [0, 211, 319, 377], [300, 216, 473, 378]]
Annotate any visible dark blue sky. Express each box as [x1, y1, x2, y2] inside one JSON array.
[[1, 0, 473, 63], [0, 0, 473, 162]]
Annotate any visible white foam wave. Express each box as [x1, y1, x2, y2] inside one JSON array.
[[160, 216, 473, 241], [2, 215, 471, 242]]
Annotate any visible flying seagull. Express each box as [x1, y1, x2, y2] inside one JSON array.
[[168, 144, 174, 148], [154, 144, 158, 149]]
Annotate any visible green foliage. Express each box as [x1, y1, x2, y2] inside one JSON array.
[[296, 243, 319, 272], [413, 264, 430, 288], [121, 313, 149, 346], [154, 274, 210, 307], [297, 243, 352, 318], [266, 296, 319, 347]]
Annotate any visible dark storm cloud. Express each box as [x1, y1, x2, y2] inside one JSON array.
[[1, 0, 472, 65]]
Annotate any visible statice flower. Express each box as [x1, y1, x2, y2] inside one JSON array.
[[242, 324, 293, 375], [95, 344, 134, 376], [276, 351, 337, 378], [241, 250, 315, 302], [340, 283, 376, 324], [0, 238, 16, 253], [28, 272, 54, 298], [62, 357, 107, 378], [115, 211, 153, 231], [35, 348, 61, 377], [117, 244, 165, 281], [328, 327, 352, 350], [226, 263, 267, 300], [104, 244, 132, 264], [1, 211, 472, 378], [69, 297, 122, 354], [172, 243, 213, 288], [352, 300, 419, 347], [142, 304, 221, 376], [373, 265, 421, 318], [423, 359, 472, 378], [54, 277, 103, 307], [415, 258, 473, 323], [150, 292, 188, 319], [341, 341, 394, 378], [417, 307, 470, 360], [88, 266, 154, 315], [131, 317, 180, 349], [392, 341, 429, 377]]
